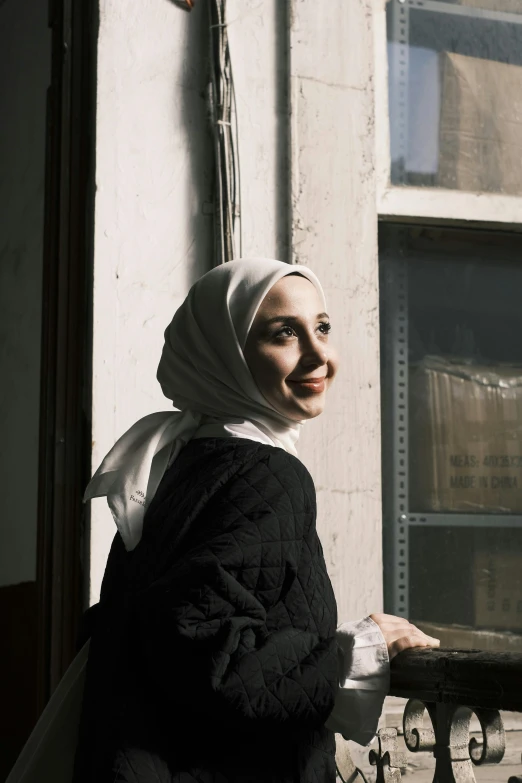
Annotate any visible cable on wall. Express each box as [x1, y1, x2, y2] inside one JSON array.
[[176, 0, 242, 264], [207, 0, 242, 264]]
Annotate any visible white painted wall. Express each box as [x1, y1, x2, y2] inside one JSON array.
[[90, 0, 382, 624], [90, 0, 212, 601], [289, 0, 383, 623], [90, 0, 289, 603], [288, 4, 382, 769], [0, 0, 50, 587], [226, 0, 290, 260]]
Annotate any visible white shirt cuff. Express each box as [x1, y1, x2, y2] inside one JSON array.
[[325, 616, 390, 746]]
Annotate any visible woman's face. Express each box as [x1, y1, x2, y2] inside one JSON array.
[[244, 275, 338, 421]]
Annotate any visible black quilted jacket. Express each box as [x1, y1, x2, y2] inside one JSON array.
[[73, 438, 339, 783]]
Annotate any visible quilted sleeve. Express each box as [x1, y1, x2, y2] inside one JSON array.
[[137, 448, 338, 733]]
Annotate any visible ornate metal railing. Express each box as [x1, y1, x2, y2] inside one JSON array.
[[369, 648, 522, 783]]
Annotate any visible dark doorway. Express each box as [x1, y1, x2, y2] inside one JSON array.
[[0, 0, 95, 776]]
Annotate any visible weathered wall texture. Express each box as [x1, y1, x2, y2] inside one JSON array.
[[90, 0, 212, 601], [290, 0, 382, 622], [0, 0, 50, 587], [226, 0, 289, 260], [90, 0, 286, 603], [90, 0, 382, 618]]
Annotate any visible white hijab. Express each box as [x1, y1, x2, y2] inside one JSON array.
[[84, 258, 326, 551]]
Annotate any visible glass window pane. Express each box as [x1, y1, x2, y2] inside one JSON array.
[[407, 249, 522, 514], [386, 0, 522, 194], [409, 526, 522, 633], [380, 225, 522, 645]]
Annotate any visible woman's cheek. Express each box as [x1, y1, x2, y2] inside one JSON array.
[[327, 348, 339, 381], [264, 348, 286, 377]]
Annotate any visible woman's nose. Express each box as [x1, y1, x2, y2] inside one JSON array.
[[301, 337, 328, 367]]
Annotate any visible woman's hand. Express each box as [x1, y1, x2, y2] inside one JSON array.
[[369, 613, 440, 660]]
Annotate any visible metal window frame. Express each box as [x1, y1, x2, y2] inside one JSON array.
[[377, 0, 522, 224], [400, 0, 522, 26], [381, 236, 522, 620]]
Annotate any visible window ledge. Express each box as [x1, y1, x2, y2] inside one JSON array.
[[378, 187, 522, 227]]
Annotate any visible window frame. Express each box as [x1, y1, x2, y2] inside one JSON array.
[[375, 0, 522, 638], [373, 0, 522, 226], [379, 225, 522, 624]]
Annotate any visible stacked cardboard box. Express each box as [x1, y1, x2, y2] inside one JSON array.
[[409, 356, 522, 631], [474, 529, 522, 631], [437, 52, 522, 195], [410, 356, 522, 513]]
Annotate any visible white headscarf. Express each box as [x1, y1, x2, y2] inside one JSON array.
[[84, 258, 326, 551]]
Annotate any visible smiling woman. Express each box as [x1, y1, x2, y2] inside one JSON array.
[[7, 259, 437, 783], [244, 274, 338, 421]]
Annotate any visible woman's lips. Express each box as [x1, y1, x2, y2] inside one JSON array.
[[287, 378, 326, 394]]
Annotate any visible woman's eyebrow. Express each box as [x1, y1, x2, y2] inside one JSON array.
[[263, 312, 330, 326]]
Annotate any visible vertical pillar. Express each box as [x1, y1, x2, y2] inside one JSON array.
[[289, 0, 382, 620]]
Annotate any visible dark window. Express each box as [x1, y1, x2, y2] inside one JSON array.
[[380, 224, 522, 647]]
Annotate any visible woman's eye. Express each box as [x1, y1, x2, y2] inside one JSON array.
[[318, 321, 332, 335], [275, 326, 296, 339]]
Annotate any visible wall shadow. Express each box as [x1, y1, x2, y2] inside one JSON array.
[[275, 0, 291, 264], [169, 0, 214, 283]]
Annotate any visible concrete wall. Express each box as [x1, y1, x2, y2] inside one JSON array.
[[90, 0, 290, 603], [226, 0, 290, 261], [90, 0, 382, 621], [290, 0, 382, 622], [90, 0, 212, 601], [0, 0, 50, 587]]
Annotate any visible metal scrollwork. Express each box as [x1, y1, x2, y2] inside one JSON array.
[[397, 698, 506, 783], [403, 699, 436, 753], [369, 728, 407, 783], [468, 708, 505, 766]]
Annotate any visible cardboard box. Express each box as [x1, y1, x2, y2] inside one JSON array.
[[474, 529, 522, 631], [409, 356, 522, 513], [437, 52, 522, 195]]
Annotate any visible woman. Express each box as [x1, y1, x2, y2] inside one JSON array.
[[10, 258, 437, 783]]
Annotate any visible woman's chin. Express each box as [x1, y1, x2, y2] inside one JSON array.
[[267, 390, 327, 422], [288, 397, 326, 422], [301, 404, 326, 421]]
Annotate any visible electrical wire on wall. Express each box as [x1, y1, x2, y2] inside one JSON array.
[[207, 0, 242, 265], [177, 0, 242, 265]]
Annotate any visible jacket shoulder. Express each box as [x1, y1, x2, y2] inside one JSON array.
[[147, 438, 316, 542], [238, 443, 315, 496], [178, 437, 315, 494]]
